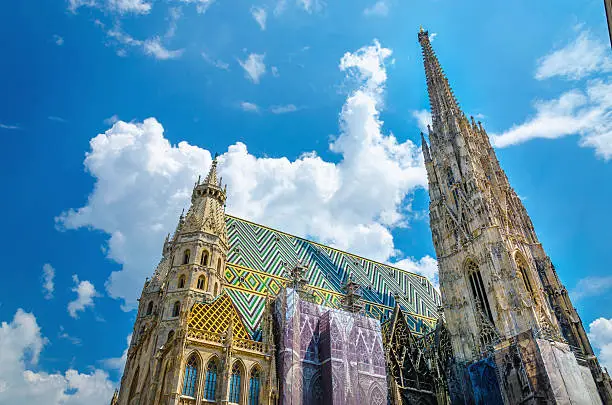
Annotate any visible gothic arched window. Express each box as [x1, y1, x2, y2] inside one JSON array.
[[515, 253, 534, 297], [182, 355, 198, 397], [146, 301, 153, 315], [127, 366, 140, 403], [197, 276, 206, 290], [248, 367, 261, 405], [178, 275, 186, 289], [229, 363, 242, 403], [217, 258, 222, 272], [214, 283, 219, 296], [172, 301, 181, 318], [201, 251, 209, 266], [183, 249, 191, 265], [204, 359, 218, 401], [465, 260, 494, 324], [167, 330, 174, 342]]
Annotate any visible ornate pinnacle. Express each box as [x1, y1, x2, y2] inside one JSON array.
[[421, 132, 432, 163], [205, 156, 219, 185]]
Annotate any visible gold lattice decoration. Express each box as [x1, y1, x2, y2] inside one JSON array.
[[188, 293, 250, 339]]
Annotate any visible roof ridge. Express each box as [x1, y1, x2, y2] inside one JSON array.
[[225, 213, 434, 284]]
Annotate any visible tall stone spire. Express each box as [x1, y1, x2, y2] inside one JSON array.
[[418, 27, 461, 132], [419, 27, 612, 403]]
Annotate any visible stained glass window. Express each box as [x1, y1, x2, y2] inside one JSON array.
[[182, 355, 198, 397], [229, 363, 242, 403], [248, 368, 260, 405], [204, 360, 217, 400]]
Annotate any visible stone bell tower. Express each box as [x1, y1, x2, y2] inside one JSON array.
[[418, 27, 612, 404], [114, 155, 230, 405]]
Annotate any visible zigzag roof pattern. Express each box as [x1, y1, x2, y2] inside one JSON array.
[[221, 215, 441, 338]]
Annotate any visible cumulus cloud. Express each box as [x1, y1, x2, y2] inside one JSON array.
[[107, 0, 151, 14], [240, 102, 260, 112], [492, 30, 612, 160], [57, 40, 431, 309], [251, 6, 267, 30], [298, 0, 324, 13], [363, 1, 388, 17], [412, 109, 432, 133], [42, 263, 55, 300], [239, 53, 266, 84], [535, 31, 612, 81], [588, 317, 612, 370], [0, 309, 115, 404], [67, 275, 98, 318]]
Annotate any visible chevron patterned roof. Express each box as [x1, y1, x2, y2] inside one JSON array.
[[222, 215, 440, 338]]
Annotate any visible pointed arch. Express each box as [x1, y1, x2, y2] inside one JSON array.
[[217, 258, 222, 272], [183, 249, 191, 265], [146, 301, 153, 316], [514, 251, 535, 297], [465, 259, 494, 324], [172, 301, 181, 318], [182, 353, 199, 397], [248, 365, 262, 405], [197, 275, 206, 290], [214, 282, 219, 296], [229, 361, 243, 403], [167, 330, 174, 343], [127, 366, 140, 403], [204, 356, 219, 401], [178, 275, 186, 289], [201, 250, 209, 266]]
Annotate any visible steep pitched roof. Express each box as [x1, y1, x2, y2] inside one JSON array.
[[221, 215, 440, 337]]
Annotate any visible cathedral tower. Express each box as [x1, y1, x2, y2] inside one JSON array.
[[418, 28, 612, 403]]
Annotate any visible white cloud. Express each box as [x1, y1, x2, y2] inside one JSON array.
[[102, 334, 131, 372], [428, 32, 437, 42], [67, 275, 98, 318], [270, 104, 298, 114], [107, 27, 183, 60], [48, 116, 67, 123], [58, 326, 82, 346], [107, 0, 151, 14], [68, 0, 96, 13], [491, 79, 612, 159], [57, 40, 429, 309], [165, 7, 182, 38], [412, 109, 432, 133], [393, 255, 439, 287], [201, 52, 230, 70], [298, 0, 324, 13], [42, 264, 55, 300], [53, 35, 65, 46], [535, 31, 612, 81], [271, 66, 279, 77], [240, 102, 260, 112], [143, 37, 183, 60], [177, 0, 215, 13], [239, 53, 266, 84], [0, 309, 115, 404], [0, 123, 21, 130], [363, 1, 388, 17], [588, 318, 612, 370], [251, 6, 267, 30], [570, 276, 612, 301]]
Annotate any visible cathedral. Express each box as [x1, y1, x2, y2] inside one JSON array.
[[110, 29, 612, 405]]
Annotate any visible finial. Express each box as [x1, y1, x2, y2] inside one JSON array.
[[420, 25, 424, 33]]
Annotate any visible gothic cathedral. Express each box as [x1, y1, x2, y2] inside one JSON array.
[[111, 29, 612, 405]]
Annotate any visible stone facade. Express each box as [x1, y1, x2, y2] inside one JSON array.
[[111, 28, 612, 405], [418, 26, 612, 404]]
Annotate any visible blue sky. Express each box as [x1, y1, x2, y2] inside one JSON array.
[[0, 0, 611, 402]]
